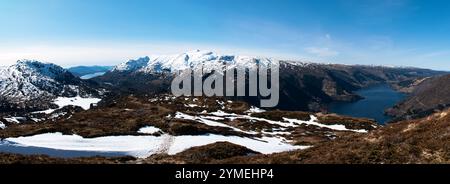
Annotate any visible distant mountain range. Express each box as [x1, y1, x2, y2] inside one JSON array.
[[95, 50, 446, 111], [111, 50, 273, 73]]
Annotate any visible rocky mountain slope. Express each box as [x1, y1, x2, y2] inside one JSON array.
[[387, 74, 450, 120], [211, 107, 450, 164], [96, 50, 444, 111], [0, 60, 101, 112]]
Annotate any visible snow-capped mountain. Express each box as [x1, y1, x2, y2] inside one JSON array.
[[0, 60, 99, 111], [112, 50, 277, 74]]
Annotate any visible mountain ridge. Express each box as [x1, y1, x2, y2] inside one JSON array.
[[97, 51, 445, 112], [0, 60, 101, 112]]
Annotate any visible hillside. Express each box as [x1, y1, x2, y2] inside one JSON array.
[[387, 74, 450, 120], [219, 108, 450, 164], [138, 107, 450, 164]]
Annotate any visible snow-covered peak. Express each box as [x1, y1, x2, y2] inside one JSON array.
[[1, 60, 67, 81], [143, 50, 220, 73], [13, 59, 68, 78], [16, 59, 58, 69], [113, 56, 150, 72], [112, 50, 279, 74], [0, 60, 88, 108]]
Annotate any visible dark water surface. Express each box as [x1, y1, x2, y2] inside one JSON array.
[[329, 84, 406, 124]]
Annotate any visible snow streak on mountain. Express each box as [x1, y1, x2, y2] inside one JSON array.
[[112, 50, 280, 74]]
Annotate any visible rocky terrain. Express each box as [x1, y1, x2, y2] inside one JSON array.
[[212, 107, 450, 164], [0, 60, 102, 113], [1, 106, 448, 164], [0, 93, 377, 153], [0, 93, 379, 164]]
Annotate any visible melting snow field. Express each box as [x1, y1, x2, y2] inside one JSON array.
[[175, 112, 249, 133], [137, 126, 162, 134], [207, 110, 368, 133], [3, 117, 26, 124], [245, 106, 267, 114], [283, 117, 368, 133], [35, 96, 102, 114], [2, 132, 307, 158], [0, 107, 368, 158]]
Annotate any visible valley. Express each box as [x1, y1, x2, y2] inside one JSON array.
[[329, 84, 406, 124]]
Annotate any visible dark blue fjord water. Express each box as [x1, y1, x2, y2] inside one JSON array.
[[328, 84, 406, 124]]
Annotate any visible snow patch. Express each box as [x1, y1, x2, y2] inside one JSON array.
[[137, 126, 162, 134], [245, 106, 266, 114], [168, 134, 309, 155], [3, 117, 26, 124], [53, 96, 101, 110], [284, 116, 368, 133], [175, 112, 248, 133], [209, 111, 368, 133], [34, 96, 101, 114], [185, 104, 199, 108], [31, 118, 45, 122], [209, 111, 297, 127], [210, 110, 237, 117], [199, 116, 225, 121]]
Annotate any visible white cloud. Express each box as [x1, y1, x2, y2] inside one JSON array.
[[305, 47, 339, 57]]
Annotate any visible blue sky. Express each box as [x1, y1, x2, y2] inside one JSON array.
[[0, 0, 450, 70]]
